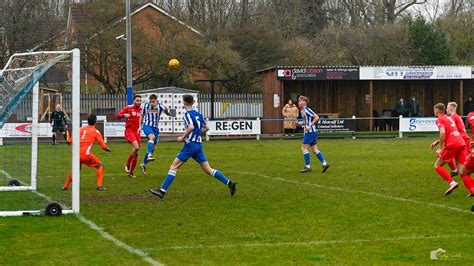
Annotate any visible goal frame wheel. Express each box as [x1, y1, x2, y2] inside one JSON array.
[[45, 203, 62, 216], [8, 179, 20, 186]]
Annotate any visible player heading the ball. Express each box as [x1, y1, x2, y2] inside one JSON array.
[[138, 94, 170, 175]]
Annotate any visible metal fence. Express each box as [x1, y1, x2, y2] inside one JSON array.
[[12, 93, 263, 121], [199, 93, 262, 119]]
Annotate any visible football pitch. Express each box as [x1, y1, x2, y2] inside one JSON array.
[[1, 138, 474, 265]]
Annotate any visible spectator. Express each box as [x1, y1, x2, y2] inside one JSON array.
[[395, 97, 408, 117], [282, 99, 298, 136], [408, 96, 421, 117], [464, 96, 474, 115]]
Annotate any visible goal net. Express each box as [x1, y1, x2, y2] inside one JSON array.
[[0, 49, 80, 217]]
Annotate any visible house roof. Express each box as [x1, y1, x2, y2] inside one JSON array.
[[138, 86, 198, 94], [128, 2, 202, 36], [67, 1, 203, 40]]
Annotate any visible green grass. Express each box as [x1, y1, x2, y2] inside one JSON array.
[[1, 138, 474, 265]]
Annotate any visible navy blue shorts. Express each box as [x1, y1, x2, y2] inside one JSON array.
[[143, 125, 159, 144], [177, 142, 207, 163], [302, 131, 318, 146]]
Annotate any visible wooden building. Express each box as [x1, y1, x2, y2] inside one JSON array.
[[258, 66, 474, 134]]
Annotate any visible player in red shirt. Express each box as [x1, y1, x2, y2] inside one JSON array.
[[440, 102, 470, 176], [63, 114, 111, 191], [466, 111, 474, 144], [431, 103, 468, 195], [447, 102, 470, 153], [458, 110, 474, 197], [117, 95, 142, 177]]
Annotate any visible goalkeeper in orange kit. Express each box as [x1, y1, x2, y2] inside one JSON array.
[[63, 114, 111, 191]]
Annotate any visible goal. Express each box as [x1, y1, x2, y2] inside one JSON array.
[[0, 49, 80, 216]]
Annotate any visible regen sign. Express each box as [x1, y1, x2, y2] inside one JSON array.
[[207, 120, 261, 136]]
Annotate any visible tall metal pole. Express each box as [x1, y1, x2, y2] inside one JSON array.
[[126, 0, 133, 104], [210, 81, 215, 120]]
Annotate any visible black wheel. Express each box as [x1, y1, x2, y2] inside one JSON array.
[[8, 179, 20, 186], [45, 203, 62, 216]]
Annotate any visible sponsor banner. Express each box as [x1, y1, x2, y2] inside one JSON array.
[[104, 122, 148, 137], [207, 120, 261, 135], [400, 117, 438, 132], [0, 123, 53, 138], [316, 119, 356, 133], [360, 66, 471, 80], [277, 67, 359, 80]]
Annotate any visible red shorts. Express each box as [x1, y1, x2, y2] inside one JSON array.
[[124, 128, 141, 146], [465, 154, 474, 172], [439, 146, 466, 164], [80, 154, 100, 167]]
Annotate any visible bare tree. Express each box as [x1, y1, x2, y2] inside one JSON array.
[[0, 0, 70, 66]]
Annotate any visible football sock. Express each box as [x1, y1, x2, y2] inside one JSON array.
[[64, 171, 72, 189], [303, 150, 310, 168], [96, 166, 104, 187], [460, 174, 474, 194], [130, 155, 138, 173], [447, 161, 456, 171], [211, 169, 230, 185], [63, 133, 67, 141], [161, 170, 176, 191], [126, 154, 134, 168], [52, 134, 56, 143], [436, 166, 454, 183], [143, 140, 155, 166], [315, 150, 327, 165], [147, 140, 154, 155]]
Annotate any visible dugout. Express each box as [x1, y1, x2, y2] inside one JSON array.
[[257, 66, 474, 134]]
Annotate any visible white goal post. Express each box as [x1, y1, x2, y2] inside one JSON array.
[[0, 49, 81, 216]]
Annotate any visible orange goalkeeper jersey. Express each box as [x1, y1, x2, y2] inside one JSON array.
[[71, 125, 108, 155]]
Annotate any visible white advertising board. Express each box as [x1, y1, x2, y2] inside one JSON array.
[[207, 120, 261, 136], [0, 123, 53, 138], [104, 122, 148, 137], [399, 117, 438, 132], [360, 66, 471, 80]]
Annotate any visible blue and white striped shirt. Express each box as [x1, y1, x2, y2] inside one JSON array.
[[142, 102, 166, 128], [183, 109, 205, 143], [301, 107, 318, 133]]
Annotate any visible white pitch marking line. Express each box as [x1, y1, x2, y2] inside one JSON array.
[[0, 170, 162, 266], [149, 234, 473, 251], [231, 171, 473, 215], [76, 214, 162, 266]]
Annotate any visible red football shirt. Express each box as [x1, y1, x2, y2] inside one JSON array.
[[117, 104, 142, 131], [450, 113, 470, 144], [468, 112, 474, 138], [436, 114, 465, 148]]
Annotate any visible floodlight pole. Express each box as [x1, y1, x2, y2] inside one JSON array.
[[195, 79, 229, 120], [125, 0, 133, 104]]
